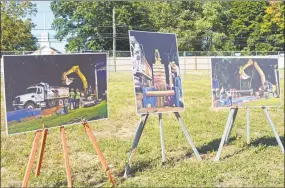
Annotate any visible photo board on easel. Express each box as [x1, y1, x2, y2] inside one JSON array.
[[3, 53, 108, 135], [211, 57, 281, 109], [129, 30, 185, 114]]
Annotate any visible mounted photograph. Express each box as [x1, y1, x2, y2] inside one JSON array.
[[211, 57, 281, 108], [129, 30, 184, 114], [3, 53, 108, 135]]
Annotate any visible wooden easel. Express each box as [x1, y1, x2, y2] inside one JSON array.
[[123, 112, 202, 178], [22, 122, 115, 187], [214, 107, 284, 161]]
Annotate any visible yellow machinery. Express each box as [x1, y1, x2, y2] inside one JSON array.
[[239, 59, 277, 96], [239, 59, 266, 87], [62, 65, 88, 94], [154, 49, 162, 65]]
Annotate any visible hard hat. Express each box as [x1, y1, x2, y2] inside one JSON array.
[[71, 88, 74, 91]]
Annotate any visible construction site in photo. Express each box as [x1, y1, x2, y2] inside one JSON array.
[[129, 31, 184, 114], [3, 53, 108, 135], [211, 57, 281, 108]]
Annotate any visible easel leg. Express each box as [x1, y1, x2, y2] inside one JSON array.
[[246, 108, 250, 144], [82, 122, 116, 186], [159, 113, 166, 164], [36, 128, 48, 176], [60, 127, 72, 188], [174, 112, 202, 161], [263, 107, 284, 154], [214, 109, 235, 161], [124, 114, 149, 179], [22, 130, 42, 188], [225, 108, 238, 144]]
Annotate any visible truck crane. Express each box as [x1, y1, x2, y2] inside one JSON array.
[[129, 36, 152, 88]]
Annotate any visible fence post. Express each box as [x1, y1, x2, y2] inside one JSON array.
[[184, 51, 186, 78], [195, 56, 197, 70]]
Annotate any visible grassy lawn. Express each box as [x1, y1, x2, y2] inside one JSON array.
[[241, 97, 282, 107], [1, 70, 284, 187], [7, 101, 108, 135]]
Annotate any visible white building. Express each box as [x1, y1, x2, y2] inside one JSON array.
[[32, 32, 61, 55]]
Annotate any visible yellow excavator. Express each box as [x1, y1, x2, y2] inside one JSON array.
[[239, 59, 277, 97], [62, 65, 98, 107], [62, 65, 88, 95], [239, 59, 266, 87]]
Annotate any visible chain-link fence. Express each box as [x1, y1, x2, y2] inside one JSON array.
[[1, 51, 284, 75], [1, 50, 284, 57]]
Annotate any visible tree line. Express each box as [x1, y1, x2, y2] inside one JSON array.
[[1, 1, 284, 53]]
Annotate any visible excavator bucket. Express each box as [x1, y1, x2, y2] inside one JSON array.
[[62, 76, 74, 85], [240, 71, 250, 80]]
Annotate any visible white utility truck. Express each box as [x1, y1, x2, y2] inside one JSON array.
[[13, 82, 69, 110]]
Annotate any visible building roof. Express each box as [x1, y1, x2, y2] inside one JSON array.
[[32, 45, 62, 55]]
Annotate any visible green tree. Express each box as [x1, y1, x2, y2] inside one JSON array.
[[51, 1, 283, 52], [228, 1, 269, 52], [259, 1, 284, 51], [51, 1, 152, 51], [1, 0, 38, 51]]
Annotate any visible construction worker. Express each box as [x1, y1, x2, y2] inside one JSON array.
[[69, 88, 75, 110], [75, 88, 81, 109], [170, 61, 183, 97], [88, 85, 92, 96], [226, 91, 233, 106]]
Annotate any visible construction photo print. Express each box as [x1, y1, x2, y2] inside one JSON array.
[[211, 57, 281, 108], [129, 30, 184, 114], [3, 53, 108, 135]]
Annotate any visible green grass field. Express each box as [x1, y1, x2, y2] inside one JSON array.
[[1, 71, 284, 187], [242, 97, 282, 107], [7, 101, 108, 135]]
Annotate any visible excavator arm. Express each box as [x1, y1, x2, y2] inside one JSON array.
[[253, 62, 266, 87], [239, 59, 254, 78], [62, 65, 88, 93], [239, 59, 266, 87]]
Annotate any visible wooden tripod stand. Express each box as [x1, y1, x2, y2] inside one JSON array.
[[22, 122, 115, 187], [123, 112, 202, 178]]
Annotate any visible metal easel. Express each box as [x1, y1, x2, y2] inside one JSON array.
[[214, 107, 284, 161], [123, 112, 202, 178]]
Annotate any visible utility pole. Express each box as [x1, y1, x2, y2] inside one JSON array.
[[94, 65, 98, 101], [113, 7, 116, 72]]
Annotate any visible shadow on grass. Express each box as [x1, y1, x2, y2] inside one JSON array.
[[222, 147, 247, 160], [118, 157, 161, 180], [250, 136, 284, 147], [197, 137, 237, 154], [221, 136, 285, 160], [53, 181, 68, 187]]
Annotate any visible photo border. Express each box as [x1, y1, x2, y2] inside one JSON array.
[[210, 56, 282, 110], [3, 52, 109, 136], [128, 30, 185, 115]]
